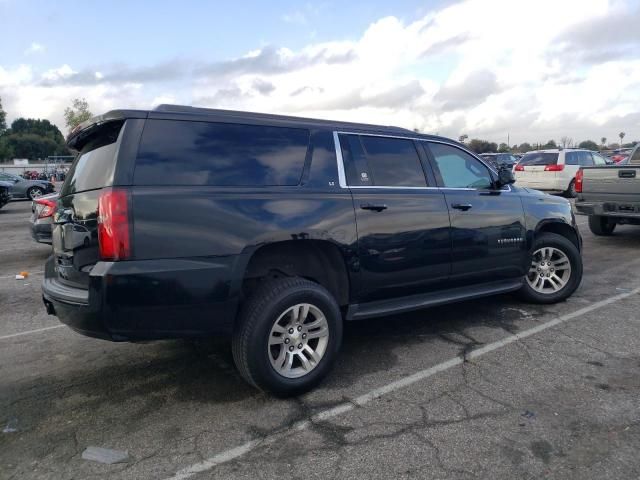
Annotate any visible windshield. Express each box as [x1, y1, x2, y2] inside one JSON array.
[[518, 152, 559, 166]]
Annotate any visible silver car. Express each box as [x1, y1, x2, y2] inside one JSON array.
[[0, 172, 55, 200]]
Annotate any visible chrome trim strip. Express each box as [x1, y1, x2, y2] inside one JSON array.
[[332, 130, 510, 192]]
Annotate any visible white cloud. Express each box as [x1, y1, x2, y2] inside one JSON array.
[[1, 0, 639, 143], [24, 42, 45, 55]]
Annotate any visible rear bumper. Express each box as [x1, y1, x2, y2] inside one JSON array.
[[515, 177, 567, 193], [42, 255, 241, 341], [30, 221, 52, 244], [575, 201, 640, 219]]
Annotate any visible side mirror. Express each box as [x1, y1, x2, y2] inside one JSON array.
[[496, 166, 516, 187]]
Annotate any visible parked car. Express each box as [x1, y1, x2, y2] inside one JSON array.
[[30, 193, 58, 244], [0, 181, 12, 210], [513, 148, 608, 198], [609, 148, 633, 164], [479, 153, 519, 170], [575, 144, 640, 235], [43, 105, 583, 396], [0, 172, 55, 200]]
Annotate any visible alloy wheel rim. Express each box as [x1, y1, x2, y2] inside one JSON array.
[[526, 247, 572, 294], [268, 303, 329, 379], [30, 188, 43, 199]]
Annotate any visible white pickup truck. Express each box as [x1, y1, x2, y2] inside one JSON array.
[[575, 144, 640, 235]]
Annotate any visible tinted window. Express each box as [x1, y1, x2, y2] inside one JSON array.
[[630, 146, 640, 165], [564, 152, 580, 165], [519, 152, 559, 166], [135, 120, 309, 186], [61, 121, 124, 196], [579, 151, 593, 166], [428, 143, 493, 189], [339, 134, 426, 187], [592, 153, 607, 166]]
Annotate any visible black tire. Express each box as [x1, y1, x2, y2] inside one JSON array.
[[518, 233, 582, 304], [27, 187, 44, 200], [564, 180, 577, 198], [588, 215, 616, 236], [232, 277, 342, 397]]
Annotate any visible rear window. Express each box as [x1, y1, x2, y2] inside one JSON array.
[[61, 121, 124, 196], [339, 134, 426, 187], [518, 152, 559, 166], [134, 120, 309, 186]]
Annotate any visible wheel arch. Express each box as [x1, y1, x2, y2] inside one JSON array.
[[535, 220, 581, 252], [239, 240, 352, 308]]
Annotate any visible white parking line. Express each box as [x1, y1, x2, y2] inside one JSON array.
[[0, 325, 64, 341], [166, 286, 640, 480]]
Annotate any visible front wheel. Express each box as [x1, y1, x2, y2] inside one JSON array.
[[518, 233, 582, 304], [588, 215, 616, 236], [232, 277, 342, 396], [28, 187, 44, 200]]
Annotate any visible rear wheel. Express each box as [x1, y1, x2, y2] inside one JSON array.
[[518, 233, 582, 304], [588, 215, 616, 236], [564, 179, 577, 198], [232, 277, 342, 396]]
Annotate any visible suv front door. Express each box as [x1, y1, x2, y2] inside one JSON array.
[[337, 133, 451, 302], [423, 142, 527, 286]]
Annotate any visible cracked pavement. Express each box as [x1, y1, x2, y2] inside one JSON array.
[[1, 199, 639, 479]]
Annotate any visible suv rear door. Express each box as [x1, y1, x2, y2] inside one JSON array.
[[423, 142, 527, 286], [336, 133, 451, 302]]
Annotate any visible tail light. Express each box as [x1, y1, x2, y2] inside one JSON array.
[[35, 197, 56, 219], [98, 188, 131, 261], [544, 164, 565, 171], [575, 169, 584, 193], [514, 164, 524, 171]]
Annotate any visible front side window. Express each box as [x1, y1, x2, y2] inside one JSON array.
[[339, 134, 426, 187], [428, 143, 493, 189], [592, 153, 607, 166]]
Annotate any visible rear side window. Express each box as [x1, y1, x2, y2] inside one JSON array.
[[61, 121, 124, 196], [339, 134, 426, 187], [630, 146, 640, 165], [135, 120, 309, 186], [518, 152, 559, 166]]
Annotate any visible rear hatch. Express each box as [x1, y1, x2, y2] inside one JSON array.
[[52, 121, 125, 289], [515, 152, 560, 185]]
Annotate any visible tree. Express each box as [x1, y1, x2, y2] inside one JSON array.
[[578, 140, 599, 151], [497, 143, 510, 152], [518, 142, 532, 153], [542, 139, 557, 149], [0, 96, 6, 135], [64, 98, 92, 132], [4, 133, 66, 159], [600, 137, 607, 149], [468, 139, 498, 154], [560, 136, 573, 148], [619, 132, 625, 145], [9, 118, 65, 143], [2, 117, 69, 160]]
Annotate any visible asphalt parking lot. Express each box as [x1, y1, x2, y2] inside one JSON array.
[[1, 199, 639, 480]]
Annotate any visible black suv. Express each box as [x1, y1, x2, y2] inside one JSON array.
[[43, 105, 583, 395]]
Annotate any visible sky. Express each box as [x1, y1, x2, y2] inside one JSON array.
[[0, 0, 639, 145]]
